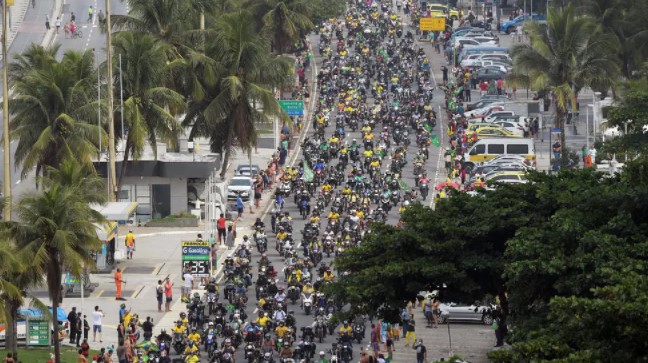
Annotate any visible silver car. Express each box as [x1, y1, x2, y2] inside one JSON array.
[[438, 303, 495, 325]]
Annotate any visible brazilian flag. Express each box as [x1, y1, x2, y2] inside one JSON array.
[[399, 179, 409, 190]]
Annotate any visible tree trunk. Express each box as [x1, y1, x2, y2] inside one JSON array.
[[497, 291, 509, 344], [52, 288, 61, 363], [219, 145, 232, 180], [116, 142, 131, 200], [4, 299, 19, 362]]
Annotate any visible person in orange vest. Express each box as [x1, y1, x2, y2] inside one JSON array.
[[114, 268, 126, 301], [125, 230, 135, 259]]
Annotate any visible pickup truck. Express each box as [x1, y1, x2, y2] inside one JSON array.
[[499, 14, 546, 34]]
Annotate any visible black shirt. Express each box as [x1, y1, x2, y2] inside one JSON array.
[[142, 321, 154, 333]]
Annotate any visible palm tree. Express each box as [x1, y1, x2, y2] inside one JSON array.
[[510, 4, 620, 150], [0, 244, 50, 362], [5, 168, 105, 363], [245, 0, 314, 53], [112, 32, 186, 192], [184, 10, 293, 179], [9, 44, 105, 179]]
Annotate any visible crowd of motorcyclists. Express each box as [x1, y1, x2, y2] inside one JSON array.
[[121, 0, 451, 361]]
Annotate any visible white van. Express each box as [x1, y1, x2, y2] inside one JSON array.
[[464, 137, 535, 166]]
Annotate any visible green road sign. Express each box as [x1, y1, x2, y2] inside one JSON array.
[[27, 319, 50, 346], [279, 100, 305, 116], [181, 241, 210, 277]]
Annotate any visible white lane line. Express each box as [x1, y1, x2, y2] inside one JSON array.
[[431, 105, 445, 209]]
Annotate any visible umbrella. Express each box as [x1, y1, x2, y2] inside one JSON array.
[[435, 181, 460, 190]]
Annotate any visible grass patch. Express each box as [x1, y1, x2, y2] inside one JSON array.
[[0, 346, 98, 363]]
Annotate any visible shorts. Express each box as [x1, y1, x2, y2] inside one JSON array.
[[157, 295, 163, 305], [127, 246, 134, 252], [372, 342, 379, 351], [166, 295, 173, 303], [93, 325, 102, 333], [237, 207, 243, 214]]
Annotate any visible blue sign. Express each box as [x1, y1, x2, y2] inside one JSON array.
[[551, 128, 562, 133], [182, 246, 210, 255]]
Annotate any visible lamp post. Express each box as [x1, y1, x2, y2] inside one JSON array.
[[2, 0, 12, 220]]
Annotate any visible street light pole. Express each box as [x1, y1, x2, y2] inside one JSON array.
[[2, 0, 11, 220], [105, 0, 117, 201]]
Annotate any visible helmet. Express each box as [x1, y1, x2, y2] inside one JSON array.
[[180, 312, 186, 318], [243, 235, 249, 240], [343, 320, 349, 325], [120, 303, 126, 309], [161, 329, 166, 333], [225, 338, 232, 344], [320, 351, 326, 356], [176, 320, 182, 325], [188, 341, 194, 346], [265, 352, 272, 359], [208, 322, 214, 327]]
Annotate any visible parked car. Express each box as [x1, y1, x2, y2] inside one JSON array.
[[438, 303, 495, 325], [474, 67, 507, 82], [235, 164, 260, 177], [485, 170, 528, 182], [483, 111, 516, 123], [492, 120, 525, 136], [464, 104, 505, 119], [499, 14, 547, 34], [465, 97, 508, 111], [227, 176, 254, 201], [428, 3, 460, 20]]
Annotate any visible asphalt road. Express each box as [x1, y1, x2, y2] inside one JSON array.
[[164, 8, 449, 363], [0, 0, 127, 200]]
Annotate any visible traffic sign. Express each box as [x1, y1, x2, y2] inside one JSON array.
[[26, 319, 50, 346], [419, 17, 446, 31], [181, 241, 210, 277], [551, 128, 562, 133], [278, 100, 305, 116]]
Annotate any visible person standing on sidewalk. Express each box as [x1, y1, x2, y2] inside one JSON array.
[[217, 214, 226, 244], [68, 307, 78, 344], [156, 280, 164, 312], [124, 230, 135, 259], [404, 316, 416, 347], [55, 17, 61, 32], [182, 266, 193, 301], [114, 268, 126, 300], [45, 15, 51, 30], [414, 340, 427, 363], [236, 193, 244, 220], [164, 277, 173, 312], [92, 306, 104, 343], [226, 225, 235, 249]]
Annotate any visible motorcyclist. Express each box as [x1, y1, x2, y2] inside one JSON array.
[[206, 277, 218, 294], [172, 320, 186, 335], [275, 320, 290, 338], [183, 340, 200, 356], [323, 268, 335, 282], [274, 287, 287, 303], [254, 217, 265, 230], [187, 328, 201, 345]]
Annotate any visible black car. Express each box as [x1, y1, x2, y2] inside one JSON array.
[[475, 68, 507, 82]]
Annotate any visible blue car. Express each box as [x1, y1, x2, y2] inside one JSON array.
[[499, 14, 546, 34]]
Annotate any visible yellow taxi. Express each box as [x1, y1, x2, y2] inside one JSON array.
[[428, 4, 460, 20], [485, 171, 528, 183], [473, 126, 521, 139]]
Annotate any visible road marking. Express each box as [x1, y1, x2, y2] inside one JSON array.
[[132, 285, 145, 299], [15, 179, 21, 185], [431, 105, 445, 209], [95, 289, 104, 297], [151, 263, 163, 275]]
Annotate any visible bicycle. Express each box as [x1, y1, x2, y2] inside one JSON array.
[[71, 29, 83, 39]]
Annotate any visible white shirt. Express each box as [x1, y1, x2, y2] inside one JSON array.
[[184, 273, 193, 288], [92, 311, 104, 325]]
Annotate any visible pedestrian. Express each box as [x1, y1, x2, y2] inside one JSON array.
[[64, 23, 70, 38], [81, 338, 90, 358], [236, 193, 244, 220], [553, 141, 562, 160], [45, 15, 51, 30], [70, 21, 76, 37], [114, 268, 126, 301], [124, 230, 135, 259], [88, 6, 94, 22], [156, 280, 164, 312], [71, 12, 76, 22], [55, 17, 61, 32], [116, 339, 127, 363], [385, 333, 394, 362], [182, 266, 193, 300], [404, 316, 416, 347], [82, 314, 90, 340], [441, 65, 448, 84], [414, 340, 427, 363], [279, 147, 288, 166], [370, 323, 379, 353], [4, 353, 14, 363], [141, 317, 154, 341], [77, 348, 88, 363], [163, 277, 173, 312], [496, 78, 503, 95], [217, 213, 226, 244], [254, 183, 262, 209], [75, 312, 82, 346], [464, 86, 471, 102], [92, 306, 104, 342], [226, 225, 235, 249], [68, 307, 78, 344]]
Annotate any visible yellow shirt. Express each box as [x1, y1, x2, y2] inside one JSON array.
[[256, 316, 270, 327], [328, 212, 339, 220], [356, 211, 365, 219], [323, 272, 335, 282], [184, 345, 199, 355], [322, 184, 333, 192], [276, 232, 287, 241], [185, 355, 199, 363], [295, 269, 303, 280], [172, 325, 186, 334], [370, 160, 380, 168], [339, 326, 352, 335], [302, 286, 315, 294], [363, 150, 373, 158], [125, 232, 135, 247], [275, 326, 289, 337], [364, 133, 374, 140], [188, 333, 201, 344]]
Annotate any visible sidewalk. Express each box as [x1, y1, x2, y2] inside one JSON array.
[[390, 310, 493, 363]]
